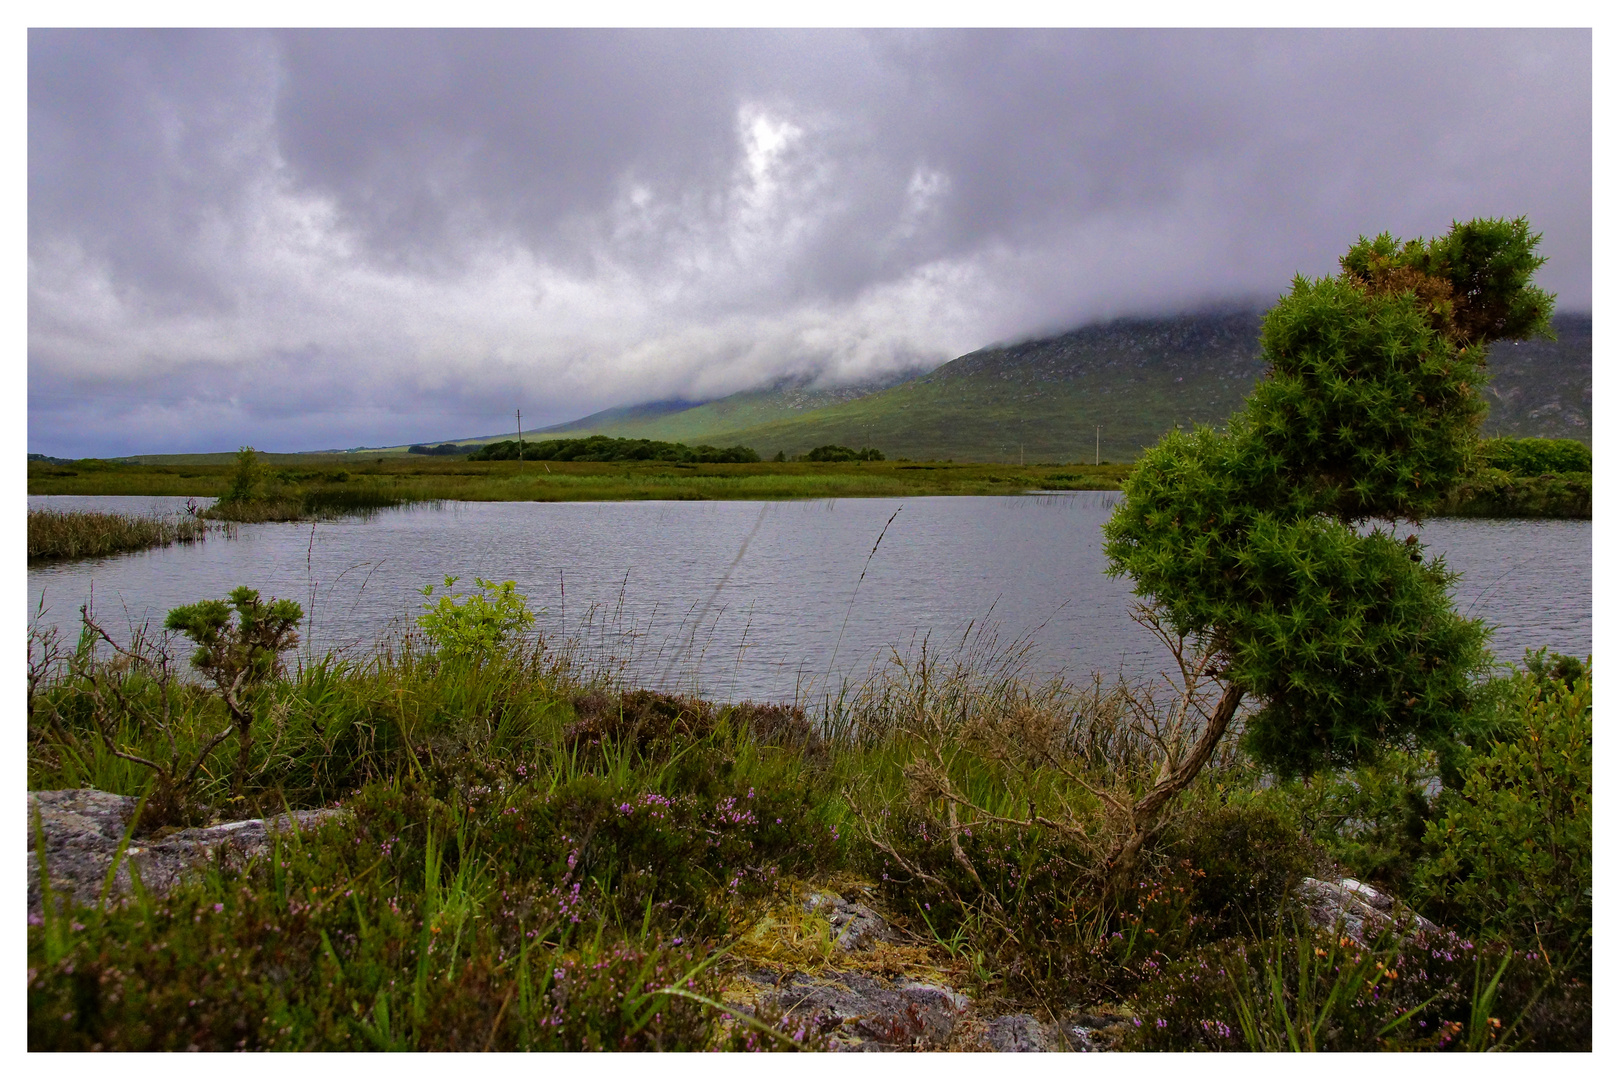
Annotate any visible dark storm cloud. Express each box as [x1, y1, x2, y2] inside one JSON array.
[[28, 28, 1591, 456]]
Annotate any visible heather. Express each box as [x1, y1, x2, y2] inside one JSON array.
[[26, 600, 1591, 1050]]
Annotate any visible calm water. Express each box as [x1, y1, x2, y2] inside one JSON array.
[[27, 495, 1592, 702]]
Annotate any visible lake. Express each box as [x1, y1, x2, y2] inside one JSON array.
[[27, 494, 1592, 702]]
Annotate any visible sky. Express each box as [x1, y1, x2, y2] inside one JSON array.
[[27, 28, 1592, 458]]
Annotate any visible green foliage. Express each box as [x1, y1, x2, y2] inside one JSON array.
[[407, 442, 467, 456], [224, 446, 264, 503], [1412, 657, 1591, 966], [1169, 799, 1321, 931], [804, 444, 884, 462], [165, 587, 304, 690], [27, 616, 1593, 1049], [164, 587, 304, 799], [1288, 749, 1440, 894], [1105, 218, 1554, 776], [1438, 437, 1591, 517], [469, 435, 760, 464], [1481, 437, 1590, 475], [27, 509, 214, 562], [1439, 469, 1590, 519], [1126, 924, 1581, 1051], [417, 577, 537, 661], [27, 720, 844, 1050], [25, 811, 751, 1050]]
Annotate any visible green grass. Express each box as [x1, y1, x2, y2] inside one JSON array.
[[30, 456, 1132, 505], [27, 509, 227, 562]]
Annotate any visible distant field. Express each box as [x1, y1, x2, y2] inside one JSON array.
[[27, 457, 1132, 503]]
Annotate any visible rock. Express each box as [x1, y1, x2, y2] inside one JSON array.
[[27, 789, 346, 917], [1295, 876, 1440, 943], [762, 969, 969, 1050], [982, 1013, 1061, 1051], [802, 887, 903, 951], [1060, 1011, 1135, 1051]]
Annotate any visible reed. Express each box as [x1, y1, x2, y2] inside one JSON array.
[[26, 509, 227, 562]]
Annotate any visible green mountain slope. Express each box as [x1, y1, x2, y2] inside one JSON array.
[[696, 310, 1271, 463], [309, 311, 1590, 462], [536, 373, 927, 444], [1476, 313, 1591, 440], [663, 310, 1592, 463]]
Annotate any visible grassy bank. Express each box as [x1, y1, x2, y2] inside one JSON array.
[[29, 455, 1132, 506], [27, 599, 1590, 1051], [29, 437, 1587, 521], [27, 509, 229, 562]]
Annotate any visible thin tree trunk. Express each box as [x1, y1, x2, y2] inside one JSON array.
[[1107, 681, 1245, 890]]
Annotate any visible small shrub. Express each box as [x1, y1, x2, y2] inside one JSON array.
[[1412, 658, 1591, 966], [165, 587, 303, 797], [223, 446, 264, 503], [1286, 749, 1441, 894], [1169, 798, 1320, 933], [417, 577, 536, 660], [1481, 436, 1590, 475]]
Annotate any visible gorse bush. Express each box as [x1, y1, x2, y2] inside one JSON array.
[[1089, 218, 1555, 893], [417, 577, 537, 661], [166, 587, 304, 802]]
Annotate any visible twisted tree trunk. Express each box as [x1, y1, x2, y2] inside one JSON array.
[[1106, 681, 1245, 891]]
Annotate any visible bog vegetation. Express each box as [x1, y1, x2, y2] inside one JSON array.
[[26, 587, 1591, 1050], [27, 508, 226, 562]]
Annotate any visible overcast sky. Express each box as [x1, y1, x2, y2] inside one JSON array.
[[27, 28, 1591, 457]]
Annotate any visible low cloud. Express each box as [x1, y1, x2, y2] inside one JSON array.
[[28, 29, 1591, 456]]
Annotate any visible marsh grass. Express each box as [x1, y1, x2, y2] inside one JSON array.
[[27, 509, 228, 562], [30, 454, 1132, 505]]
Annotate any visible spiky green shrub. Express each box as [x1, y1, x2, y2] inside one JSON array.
[[1105, 217, 1554, 781]]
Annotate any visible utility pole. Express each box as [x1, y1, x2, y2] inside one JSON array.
[[1095, 424, 1100, 467], [516, 409, 524, 471]]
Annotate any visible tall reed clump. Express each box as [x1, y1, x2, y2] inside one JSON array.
[[27, 509, 221, 562]]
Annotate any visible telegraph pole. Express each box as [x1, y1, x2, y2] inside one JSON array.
[[1095, 425, 1100, 466], [516, 409, 524, 471]]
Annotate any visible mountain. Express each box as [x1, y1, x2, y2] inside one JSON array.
[[638, 309, 1591, 463], [1474, 313, 1591, 441], [533, 371, 930, 444], [382, 311, 1590, 463], [687, 309, 1272, 462]]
